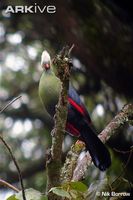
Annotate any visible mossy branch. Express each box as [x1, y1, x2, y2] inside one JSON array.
[[60, 140, 85, 183], [46, 46, 73, 199], [72, 104, 133, 181], [60, 104, 133, 183]]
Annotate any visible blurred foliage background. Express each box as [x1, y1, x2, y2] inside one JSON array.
[[0, 0, 133, 199]]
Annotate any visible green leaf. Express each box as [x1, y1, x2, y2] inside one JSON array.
[[49, 187, 71, 199], [7, 195, 17, 200], [7, 190, 48, 200], [68, 181, 88, 192], [48, 182, 88, 199], [48, 182, 88, 200]]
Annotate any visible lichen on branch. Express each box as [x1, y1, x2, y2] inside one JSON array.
[[72, 104, 133, 181], [46, 46, 73, 198]]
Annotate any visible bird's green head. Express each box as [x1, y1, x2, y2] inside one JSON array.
[[41, 50, 52, 72]]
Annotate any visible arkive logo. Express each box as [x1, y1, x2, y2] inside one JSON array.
[[5, 3, 56, 14]]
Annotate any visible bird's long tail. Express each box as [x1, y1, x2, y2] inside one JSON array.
[[80, 124, 111, 171]]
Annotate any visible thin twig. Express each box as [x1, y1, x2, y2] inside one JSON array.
[[111, 148, 133, 186], [0, 136, 26, 200], [0, 179, 20, 193], [0, 95, 26, 199], [113, 147, 133, 154], [0, 95, 22, 113], [68, 44, 75, 56]]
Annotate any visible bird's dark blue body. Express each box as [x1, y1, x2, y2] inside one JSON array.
[[66, 85, 111, 171]]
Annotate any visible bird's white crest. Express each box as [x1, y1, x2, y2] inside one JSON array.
[[41, 50, 51, 65]]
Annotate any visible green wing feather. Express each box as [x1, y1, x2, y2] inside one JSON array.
[[39, 71, 61, 116]]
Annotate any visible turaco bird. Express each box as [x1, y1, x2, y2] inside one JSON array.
[[39, 50, 111, 171]]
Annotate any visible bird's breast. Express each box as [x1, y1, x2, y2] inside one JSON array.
[[39, 72, 61, 116]]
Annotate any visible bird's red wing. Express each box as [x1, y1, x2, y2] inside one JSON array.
[[68, 85, 92, 124], [68, 97, 92, 125], [66, 122, 80, 136]]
